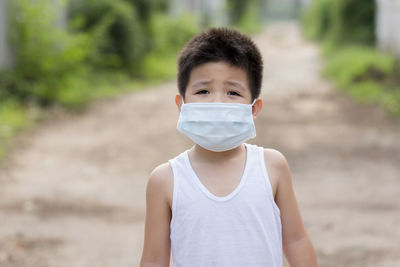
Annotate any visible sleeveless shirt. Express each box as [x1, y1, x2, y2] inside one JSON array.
[[168, 143, 282, 267]]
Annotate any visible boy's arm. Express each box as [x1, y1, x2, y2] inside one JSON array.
[[140, 163, 173, 267], [266, 149, 317, 267]]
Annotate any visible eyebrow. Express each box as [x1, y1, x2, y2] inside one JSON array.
[[189, 79, 246, 91], [224, 80, 246, 91], [190, 79, 212, 88]]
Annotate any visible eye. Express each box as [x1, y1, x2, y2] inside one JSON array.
[[195, 89, 210, 95], [227, 91, 241, 96]]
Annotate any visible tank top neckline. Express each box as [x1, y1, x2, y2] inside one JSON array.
[[183, 143, 251, 202]]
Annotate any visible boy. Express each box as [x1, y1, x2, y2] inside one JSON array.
[[140, 28, 317, 267]]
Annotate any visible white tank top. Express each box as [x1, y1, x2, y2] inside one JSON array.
[[168, 143, 282, 267]]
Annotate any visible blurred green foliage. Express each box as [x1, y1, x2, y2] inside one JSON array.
[[302, 0, 400, 117], [3, 0, 92, 106], [324, 46, 394, 87], [236, 1, 263, 34], [329, 0, 375, 45], [0, 0, 200, 161], [69, 0, 145, 73], [0, 0, 199, 106], [0, 0, 265, 161], [141, 13, 200, 79], [227, 0, 264, 33], [0, 98, 31, 159], [302, 0, 375, 45], [324, 46, 400, 116], [302, 0, 332, 41], [227, 0, 247, 24]]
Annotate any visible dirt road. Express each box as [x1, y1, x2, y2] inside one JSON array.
[[0, 22, 399, 267]]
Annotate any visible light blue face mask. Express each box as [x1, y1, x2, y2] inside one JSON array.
[[177, 99, 257, 152]]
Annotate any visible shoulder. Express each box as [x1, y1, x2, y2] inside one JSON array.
[[149, 162, 174, 181], [146, 162, 174, 209], [262, 148, 290, 170], [261, 148, 292, 197]]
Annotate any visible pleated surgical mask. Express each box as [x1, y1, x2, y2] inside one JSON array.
[[177, 99, 257, 152]]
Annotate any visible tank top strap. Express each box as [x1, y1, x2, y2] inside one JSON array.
[[242, 143, 279, 214], [168, 150, 187, 230], [255, 144, 281, 216], [168, 149, 200, 229]]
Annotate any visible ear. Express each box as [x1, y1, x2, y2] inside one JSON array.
[[175, 94, 183, 112], [252, 99, 262, 120]]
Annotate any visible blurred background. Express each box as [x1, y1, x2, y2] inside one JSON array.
[[0, 0, 399, 266], [1, 0, 399, 159]]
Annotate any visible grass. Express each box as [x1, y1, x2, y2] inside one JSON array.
[[322, 45, 400, 117], [0, 98, 32, 160]]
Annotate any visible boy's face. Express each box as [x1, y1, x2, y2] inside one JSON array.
[[175, 61, 262, 119]]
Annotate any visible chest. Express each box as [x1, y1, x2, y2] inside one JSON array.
[[166, 148, 280, 209], [190, 160, 246, 198]]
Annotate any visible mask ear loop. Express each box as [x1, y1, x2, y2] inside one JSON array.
[[251, 99, 258, 117]]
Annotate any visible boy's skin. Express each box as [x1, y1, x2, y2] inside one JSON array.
[[140, 61, 317, 267]]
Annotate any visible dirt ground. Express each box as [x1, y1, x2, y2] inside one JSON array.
[[0, 22, 399, 267]]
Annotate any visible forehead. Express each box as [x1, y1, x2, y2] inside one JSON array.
[[188, 61, 249, 88]]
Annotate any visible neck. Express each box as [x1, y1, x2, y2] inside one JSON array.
[[189, 143, 246, 163]]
